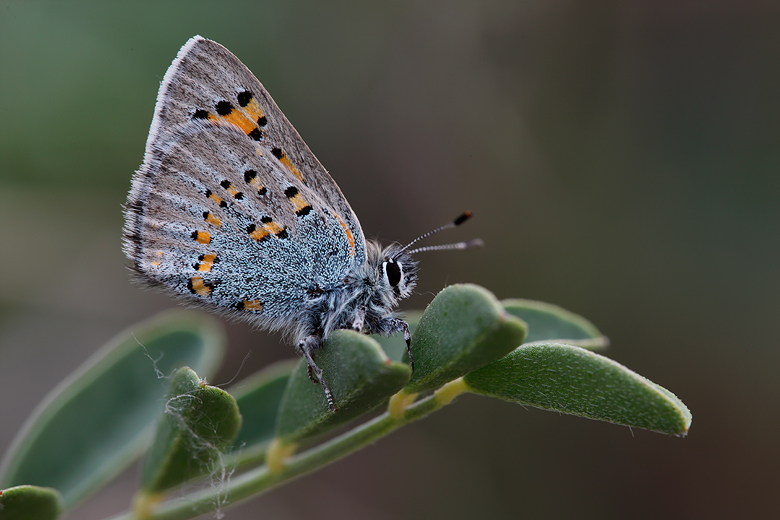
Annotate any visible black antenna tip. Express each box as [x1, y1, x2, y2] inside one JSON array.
[[453, 211, 473, 226]]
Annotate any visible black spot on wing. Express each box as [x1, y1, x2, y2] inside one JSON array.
[[237, 90, 253, 107], [215, 101, 233, 116]]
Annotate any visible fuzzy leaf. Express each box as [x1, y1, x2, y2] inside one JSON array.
[[403, 284, 527, 394], [275, 330, 411, 443], [0, 311, 224, 508], [140, 367, 242, 494], [464, 342, 691, 434]]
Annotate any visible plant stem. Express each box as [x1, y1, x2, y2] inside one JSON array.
[[106, 392, 445, 520]]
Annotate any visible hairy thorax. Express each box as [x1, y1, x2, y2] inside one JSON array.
[[290, 240, 419, 344]]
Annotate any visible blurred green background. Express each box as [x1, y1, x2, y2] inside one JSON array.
[[1, 1, 778, 519]]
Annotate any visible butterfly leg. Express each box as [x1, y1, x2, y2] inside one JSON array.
[[298, 335, 337, 412], [377, 318, 413, 373]]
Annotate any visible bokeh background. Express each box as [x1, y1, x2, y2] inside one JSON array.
[[1, 1, 778, 519]]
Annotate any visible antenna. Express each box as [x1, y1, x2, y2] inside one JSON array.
[[397, 211, 482, 256]]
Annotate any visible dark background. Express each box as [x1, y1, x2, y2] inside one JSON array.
[[1, 1, 778, 518]]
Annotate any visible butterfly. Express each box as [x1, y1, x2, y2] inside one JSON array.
[[123, 36, 478, 410]]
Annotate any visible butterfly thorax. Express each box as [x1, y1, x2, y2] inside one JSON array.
[[289, 240, 418, 345]]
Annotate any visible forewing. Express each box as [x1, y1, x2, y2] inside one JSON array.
[[143, 35, 365, 262]]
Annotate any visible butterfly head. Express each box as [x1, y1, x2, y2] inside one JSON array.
[[380, 245, 419, 300], [362, 211, 481, 308], [359, 242, 418, 309]]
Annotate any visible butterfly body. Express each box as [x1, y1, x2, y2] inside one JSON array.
[[124, 36, 422, 409]]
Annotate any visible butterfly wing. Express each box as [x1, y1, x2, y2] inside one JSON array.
[[139, 36, 365, 259], [124, 36, 365, 329]]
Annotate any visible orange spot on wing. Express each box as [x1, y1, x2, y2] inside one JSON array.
[[241, 300, 263, 311], [193, 231, 211, 244], [334, 214, 355, 257], [247, 176, 266, 194], [280, 156, 303, 181], [205, 212, 222, 227], [196, 253, 218, 272], [265, 221, 284, 235], [289, 193, 309, 213], [243, 98, 266, 122], [249, 227, 271, 242], [208, 192, 224, 206], [189, 277, 212, 296], [249, 220, 285, 242], [208, 111, 257, 136]]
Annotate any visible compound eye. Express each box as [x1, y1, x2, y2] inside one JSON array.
[[384, 259, 402, 287]]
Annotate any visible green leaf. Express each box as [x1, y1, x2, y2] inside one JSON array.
[[274, 330, 411, 443], [463, 342, 691, 434], [0, 485, 63, 520], [0, 310, 224, 509], [140, 367, 242, 494], [502, 298, 608, 349], [403, 284, 528, 394], [228, 360, 297, 466]]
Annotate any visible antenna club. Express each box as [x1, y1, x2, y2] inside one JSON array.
[[453, 211, 473, 226]]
